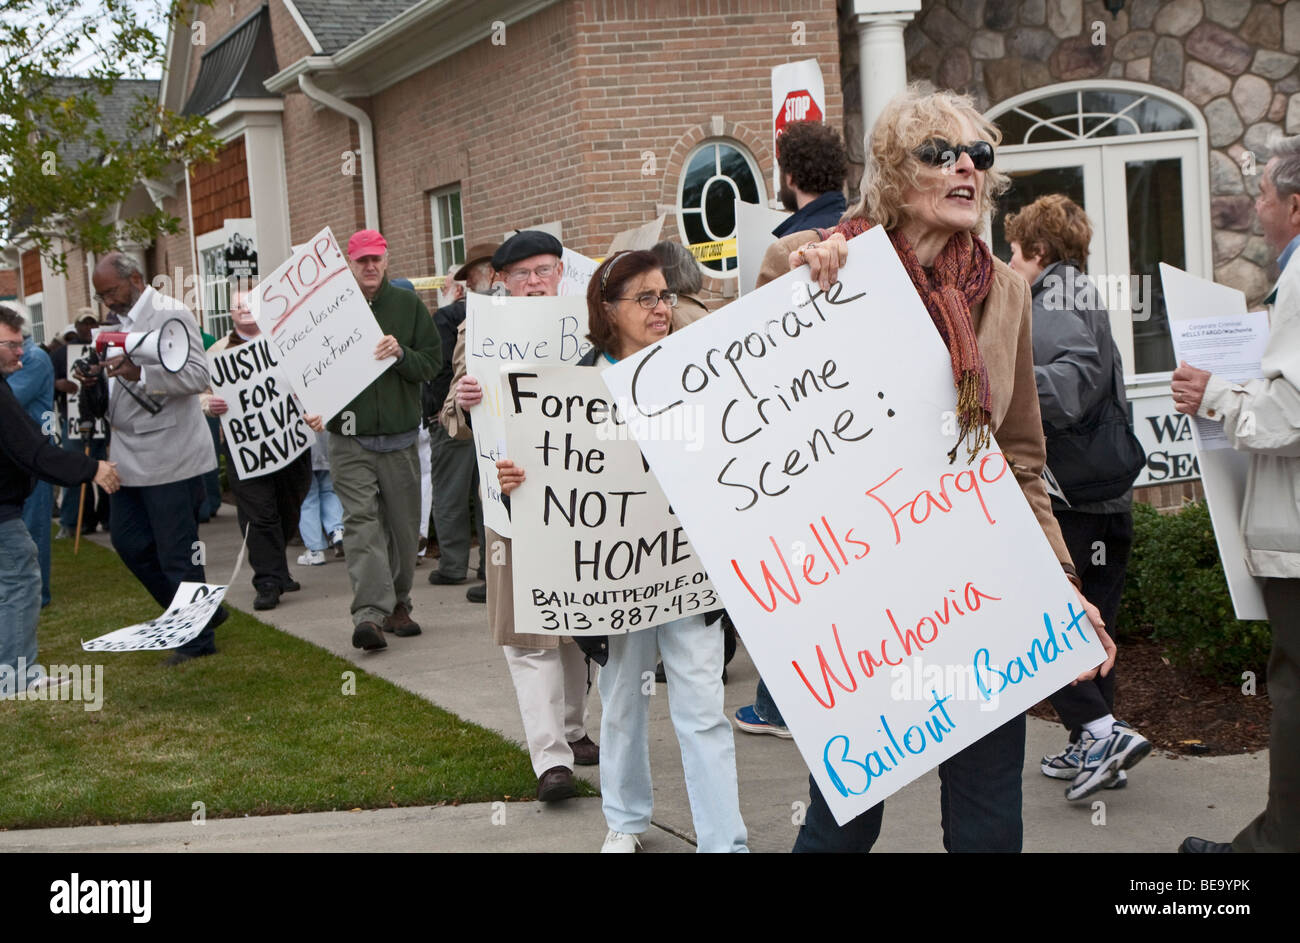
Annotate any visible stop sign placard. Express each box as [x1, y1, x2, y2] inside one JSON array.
[[774, 89, 824, 140]]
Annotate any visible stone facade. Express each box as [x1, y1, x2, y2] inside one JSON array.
[[838, 0, 1300, 309]]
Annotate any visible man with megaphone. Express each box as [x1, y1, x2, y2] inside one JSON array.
[[80, 252, 225, 666]]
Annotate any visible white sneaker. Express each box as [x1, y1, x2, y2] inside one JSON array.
[[297, 549, 326, 566], [600, 829, 642, 853]]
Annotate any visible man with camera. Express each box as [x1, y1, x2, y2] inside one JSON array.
[[81, 252, 223, 666], [1, 306, 120, 694]]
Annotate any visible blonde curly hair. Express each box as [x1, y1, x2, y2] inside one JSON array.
[[847, 84, 1008, 237]]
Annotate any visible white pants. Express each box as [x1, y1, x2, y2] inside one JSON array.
[[503, 642, 590, 776], [418, 425, 432, 543], [598, 614, 748, 853]]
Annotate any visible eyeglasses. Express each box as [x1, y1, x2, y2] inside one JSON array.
[[913, 139, 995, 172], [92, 283, 128, 305], [503, 263, 559, 285], [0, 340, 23, 351], [615, 291, 678, 310]]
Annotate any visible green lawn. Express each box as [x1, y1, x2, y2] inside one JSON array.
[[1, 529, 588, 830]]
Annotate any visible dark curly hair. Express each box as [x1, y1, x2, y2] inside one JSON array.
[[777, 120, 848, 196]]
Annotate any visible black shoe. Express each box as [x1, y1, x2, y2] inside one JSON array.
[[280, 579, 301, 593], [162, 647, 217, 667], [428, 570, 466, 585], [1179, 836, 1233, 853], [537, 766, 578, 802], [466, 583, 486, 604], [254, 585, 281, 610], [351, 621, 387, 651], [655, 662, 666, 684], [382, 603, 422, 637], [569, 735, 600, 766]]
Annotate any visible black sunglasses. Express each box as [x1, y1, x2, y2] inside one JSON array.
[[913, 138, 995, 171]]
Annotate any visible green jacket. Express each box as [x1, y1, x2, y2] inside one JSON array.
[[326, 277, 440, 436]]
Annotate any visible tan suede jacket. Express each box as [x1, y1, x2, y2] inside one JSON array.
[[759, 230, 1074, 570]]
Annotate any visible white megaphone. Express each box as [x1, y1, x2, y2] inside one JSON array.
[[94, 318, 190, 373]]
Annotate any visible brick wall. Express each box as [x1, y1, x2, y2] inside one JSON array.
[[21, 249, 42, 295], [0, 268, 16, 299], [369, 0, 842, 283], [282, 95, 366, 247]]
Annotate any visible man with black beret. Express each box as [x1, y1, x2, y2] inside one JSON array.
[[440, 229, 598, 802]]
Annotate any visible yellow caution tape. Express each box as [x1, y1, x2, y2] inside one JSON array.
[[686, 238, 738, 262]]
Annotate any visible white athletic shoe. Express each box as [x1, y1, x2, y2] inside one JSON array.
[[297, 549, 326, 566], [600, 830, 642, 853]]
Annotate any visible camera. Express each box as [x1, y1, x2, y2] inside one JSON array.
[[71, 346, 111, 433]]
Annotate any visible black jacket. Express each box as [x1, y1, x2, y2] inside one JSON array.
[[0, 375, 97, 524], [773, 190, 848, 238], [426, 298, 466, 424]]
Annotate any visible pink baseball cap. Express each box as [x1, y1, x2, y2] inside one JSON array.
[[347, 229, 388, 260]]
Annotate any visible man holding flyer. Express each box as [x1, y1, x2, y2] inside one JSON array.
[[1172, 133, 1300, 854], [327, 230, 440, 652]]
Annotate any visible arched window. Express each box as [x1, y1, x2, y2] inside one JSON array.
[[676, 140, 766, 276]]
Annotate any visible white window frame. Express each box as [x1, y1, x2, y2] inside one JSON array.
[[675, 138, 768, 279], [24, 292, 45, 344], [197, 228, 232, 339], [986, 81, 1212, 389], [430, 185, 465, 276]]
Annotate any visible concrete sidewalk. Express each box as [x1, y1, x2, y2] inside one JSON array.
[[1, 507, 1269, 853]]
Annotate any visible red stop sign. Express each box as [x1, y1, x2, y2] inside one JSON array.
[[775, 90, 823, 139]]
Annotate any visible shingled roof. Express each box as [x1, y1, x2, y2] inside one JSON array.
[[34, 77, 161, 165], [290, 0, 423, 54]]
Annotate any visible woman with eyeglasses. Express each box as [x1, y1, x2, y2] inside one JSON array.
[[496, 250, 749, 854], [757, 85, 1115, 853]]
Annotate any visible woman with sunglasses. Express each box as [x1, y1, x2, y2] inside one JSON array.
[[496, 250, 749, 854], [758, 85, 1115, 853]]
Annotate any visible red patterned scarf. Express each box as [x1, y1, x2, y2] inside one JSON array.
[[820, 217, 994, 463]]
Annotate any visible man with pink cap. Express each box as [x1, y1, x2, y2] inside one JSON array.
[[326, 229, 440, 651]]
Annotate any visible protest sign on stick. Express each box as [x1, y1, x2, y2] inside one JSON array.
[[62, 344, 108, 441], [252, 226, 392, 421], [82, 582, 228, 652], [465, 294, 591, 536], [502, 365, 717, 634], [208, 337, 314, 478], [602, 226, 1103, 825]]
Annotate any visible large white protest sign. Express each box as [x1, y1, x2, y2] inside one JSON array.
[[1159, 263, 1268, 621], [602, 226, 1102, 825], [208, 337, 314, 478], [253, 226, 392, 421], [502, 365, 717, 634], [466, 294, 591, 536], [82, 582, 228, 652]]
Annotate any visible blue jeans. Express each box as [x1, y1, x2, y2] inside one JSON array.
[[793, 712, 1026, 853], [20, 480, 52, 607], [598, 614, 749, 852], [299, 469, 344, 551], [0, 519, 43, 693], [754, 678, 786, 727]]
